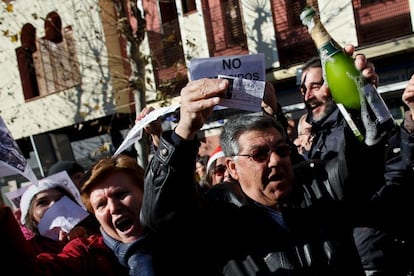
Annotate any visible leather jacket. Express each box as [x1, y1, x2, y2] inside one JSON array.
[[306, 105, 413, 275], [376, 111, 414, 275], [141, 130, 365, 276]]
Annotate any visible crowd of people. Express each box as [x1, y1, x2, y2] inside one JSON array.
[[1, 44, 413, 275]]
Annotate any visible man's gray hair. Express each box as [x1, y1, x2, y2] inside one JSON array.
[[220, 113, 287, 157]]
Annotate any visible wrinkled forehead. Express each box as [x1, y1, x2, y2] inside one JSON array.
[[237, 127, 284, 148]]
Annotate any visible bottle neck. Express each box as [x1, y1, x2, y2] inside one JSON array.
[[307, 15, 331, 46], [306, 13, 341, 60], [317, 40, 341, 61]]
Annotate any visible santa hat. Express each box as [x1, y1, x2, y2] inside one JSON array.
[[20, 178, 81, 225], [207, 146, 225, 173]]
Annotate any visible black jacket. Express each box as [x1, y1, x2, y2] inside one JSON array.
[[141, 130, 365, 276], [307, 108, 388, 203], [376, 111, 414, 274], [305, 106, 414, 275]]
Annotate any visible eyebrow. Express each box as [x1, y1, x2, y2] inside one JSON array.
[[310, 79, 324, 86], [300, 74, 307, 88], [300, 74, 307, 95]]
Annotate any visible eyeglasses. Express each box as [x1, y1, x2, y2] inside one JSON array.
[[213, 165, 226, 176], [235, 144, 291, 162]]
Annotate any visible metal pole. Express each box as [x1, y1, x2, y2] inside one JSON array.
[[30, 135, 45, 177]]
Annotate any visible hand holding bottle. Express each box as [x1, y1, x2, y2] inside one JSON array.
[[346, 44, 379, 87], [343, 44, 393, 145], [301, 6, 394, 145]]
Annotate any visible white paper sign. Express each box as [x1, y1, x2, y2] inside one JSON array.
[[188, 53, 266, 81], [4, 184, 30, 210], [0, 116, 39, 186], [38, 196, 89, 241], [46, 170, 85, 209]]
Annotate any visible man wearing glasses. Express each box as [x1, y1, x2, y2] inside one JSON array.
[[141, 76, 372, 275]]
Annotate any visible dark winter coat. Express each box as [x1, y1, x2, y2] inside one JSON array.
[[141, 130, 365, 276]]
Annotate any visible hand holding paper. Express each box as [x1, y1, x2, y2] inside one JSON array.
[[217, 75, 265, 112], [113, 104, 180, 157], [38, 196, 89, 241]]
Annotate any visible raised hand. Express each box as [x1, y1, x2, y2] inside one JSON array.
[[136, 106, 163, 148], [175, 78, 228, 140], [344, 44, 379, 87]]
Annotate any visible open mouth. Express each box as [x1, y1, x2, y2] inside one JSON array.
[[115, 217, 134, 232], [305, 99, 320, 110], [269, 172, 284, 182], [309, 102, 320, 110]]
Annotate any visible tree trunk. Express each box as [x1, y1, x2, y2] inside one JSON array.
[[112, 0, 149, 168]]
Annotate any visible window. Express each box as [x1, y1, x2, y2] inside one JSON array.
[[34, 23, 81, 95], [223, 0, 246, 46], [159, 1, 177, 23], [182, 0, 196, 14], [361, 0, 384, 6], [287, 0, 308, 27], [16, 12, 81, 100], [16, 23, 40, 99]]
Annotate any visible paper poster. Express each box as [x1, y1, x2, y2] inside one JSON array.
[[188, 53, 266, 81], [46, 170, 85, 209], [0, 116, 39, 185], [188, 54, 265, 112], [38, 196, 89, 241], [4, 184, 30, 210]]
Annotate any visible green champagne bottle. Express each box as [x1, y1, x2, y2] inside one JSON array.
[[300, 6, 394, 144], [300, 6, 361, 110]]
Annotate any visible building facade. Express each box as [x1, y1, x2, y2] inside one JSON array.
[[0, 0, 413, 190], [0, 0, 141, 186], [142, 0, 414, 154]]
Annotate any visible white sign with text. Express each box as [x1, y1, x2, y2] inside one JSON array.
[[188, 53, 266, 81]]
